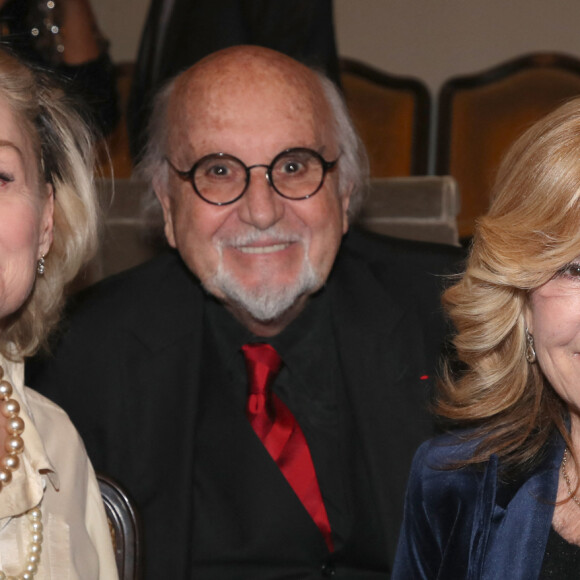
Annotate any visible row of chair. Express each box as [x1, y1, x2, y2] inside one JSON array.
[[70, 174, 460, 296], [341, 52, 580, 238]]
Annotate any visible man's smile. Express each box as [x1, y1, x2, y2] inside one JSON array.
[[237, 242, 292, 254]]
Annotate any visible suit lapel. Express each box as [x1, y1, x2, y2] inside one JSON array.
[[479, 439, 561, 580], [128, 253, 205, 473], [329, 249, 435, 561], [121, 254, 207, 573]]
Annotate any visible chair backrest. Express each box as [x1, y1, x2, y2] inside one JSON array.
[[72, 176, 459, 294], [340, 57, 431, 177], [70, 178, 166, 292], [97, 473, 142, 580], [436, 52, 580, 238], [356, 176, 460, 246]]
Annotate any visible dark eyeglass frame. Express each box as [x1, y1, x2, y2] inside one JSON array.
[[165, 147, 338, 206]]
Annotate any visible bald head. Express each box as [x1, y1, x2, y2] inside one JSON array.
[[139, 45, 366, 213], [173, 45, 327, 107], [166, 46, 336, 165]]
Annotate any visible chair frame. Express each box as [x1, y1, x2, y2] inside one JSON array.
[[97, 473, 143, 580], [339, 57, 431, 175], [436, 52, 580, 175]]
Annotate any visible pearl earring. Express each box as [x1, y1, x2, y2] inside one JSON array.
[[37, 255, 45, 276]]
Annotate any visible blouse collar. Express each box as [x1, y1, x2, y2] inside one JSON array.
[[0, 355, 57, 520]]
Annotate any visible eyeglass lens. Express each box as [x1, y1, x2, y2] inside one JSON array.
[[194, 149, 326, 204]]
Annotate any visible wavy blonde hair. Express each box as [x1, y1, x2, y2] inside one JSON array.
[[438, 97, 580, 475], [0, 49, 98, 359]]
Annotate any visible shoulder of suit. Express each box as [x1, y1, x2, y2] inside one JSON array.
[[416, 431, 480, 467], [406, 432, 488, 502], [343, 227, 466, 274], [340, 228, 465, 307], [65, 251, 201, 326]]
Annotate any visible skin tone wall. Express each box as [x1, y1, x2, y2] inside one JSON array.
[[334, 0, 580, 93]]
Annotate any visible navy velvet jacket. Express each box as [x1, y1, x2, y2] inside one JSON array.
[[392, 432, 564, 580]]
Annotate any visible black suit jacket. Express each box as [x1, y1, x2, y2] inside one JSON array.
[[28, 229, 463, 578]]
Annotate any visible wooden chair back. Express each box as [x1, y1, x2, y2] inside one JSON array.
[[340, 57, 431, 177], [436, 52, 580, 238]]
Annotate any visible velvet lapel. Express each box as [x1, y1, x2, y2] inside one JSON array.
[[328, 249, 435, 563], [478, 439, 561, 580], [469, 454, 498, 580]]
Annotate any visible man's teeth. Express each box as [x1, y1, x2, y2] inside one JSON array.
[[238, 243, 289, 254]]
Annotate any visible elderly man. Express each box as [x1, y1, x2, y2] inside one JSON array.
[[30, 46, 461, 578]]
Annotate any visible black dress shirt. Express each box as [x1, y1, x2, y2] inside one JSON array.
[[201, 291, 350, 546], [190, 291, 388, 575]]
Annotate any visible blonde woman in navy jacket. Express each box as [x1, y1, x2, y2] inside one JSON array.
[[394, 98, 580, 579]]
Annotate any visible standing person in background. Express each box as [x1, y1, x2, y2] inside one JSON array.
[[0, 0, 119, 136], [128, 0, 340, 159]]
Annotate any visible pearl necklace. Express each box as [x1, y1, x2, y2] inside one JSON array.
[[0, 367, 25, 488], [0, 506, 43, 580], [0, 366, 43, 579]]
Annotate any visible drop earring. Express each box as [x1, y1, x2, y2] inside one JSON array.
[[525, 328, 536, 364], [37, 254, 45, 276]]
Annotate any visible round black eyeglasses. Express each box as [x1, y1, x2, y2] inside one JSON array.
[[165, 147, 338, 206]]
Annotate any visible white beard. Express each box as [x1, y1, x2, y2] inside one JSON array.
[[207, 228, 323, 322]]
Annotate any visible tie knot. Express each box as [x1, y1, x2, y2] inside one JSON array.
[[242, 343, 282, 397]]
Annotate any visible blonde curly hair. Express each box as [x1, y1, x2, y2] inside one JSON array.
[[438, 97, 580, 475], [0, 49, 98, 359]]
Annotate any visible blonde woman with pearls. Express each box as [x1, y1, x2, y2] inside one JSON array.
[[0, 48, 116, 578]]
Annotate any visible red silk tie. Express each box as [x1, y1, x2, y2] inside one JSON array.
[[242, 343, 334, 552]]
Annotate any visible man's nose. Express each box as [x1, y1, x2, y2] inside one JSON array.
[[237, 166, 285, 229]]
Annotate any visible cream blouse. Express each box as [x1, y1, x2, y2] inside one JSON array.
[[0, 356, 118, 579]]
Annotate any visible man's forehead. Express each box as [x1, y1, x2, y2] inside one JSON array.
[[176, 46, 319, 90], [175, 65, 319, 114], [167, 50, 333, 154]]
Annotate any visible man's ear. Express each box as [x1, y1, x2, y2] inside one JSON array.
[[153, 175, 177, 248], [39, 183, 54, 257]]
